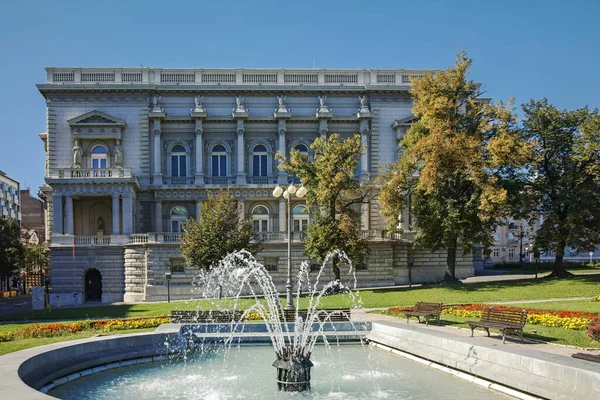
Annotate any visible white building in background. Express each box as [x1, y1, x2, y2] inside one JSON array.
[[487, 219, 536, 264], [0, 170, 20, 223], [38, 67, 478, 303]]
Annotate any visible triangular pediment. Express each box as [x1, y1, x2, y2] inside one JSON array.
[[68, 110, 126, 127], [392, 115, 418, 127]]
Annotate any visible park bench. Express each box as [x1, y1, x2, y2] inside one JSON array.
[[171, 310, 244, 323], [467, 307, 528, 343], [281, 308, 352, 322], [404, 302, 443, 325]]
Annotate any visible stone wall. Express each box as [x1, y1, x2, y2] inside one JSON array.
[[50, 247, 125, 303]]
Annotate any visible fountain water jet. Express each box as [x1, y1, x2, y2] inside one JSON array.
[[194, 249, 359, 392]]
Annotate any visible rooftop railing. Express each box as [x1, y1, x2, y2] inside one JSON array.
[[44, 67, 434, 87]]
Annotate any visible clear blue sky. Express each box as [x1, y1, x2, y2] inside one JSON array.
[[0, 0, 598, 195]]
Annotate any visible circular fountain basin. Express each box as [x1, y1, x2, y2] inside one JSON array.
[[48, 345, 511, 400]]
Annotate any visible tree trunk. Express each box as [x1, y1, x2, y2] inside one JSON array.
[[443, 237, 461, 283], [332, 257, 341, 281], [548, 243, 573, 278]]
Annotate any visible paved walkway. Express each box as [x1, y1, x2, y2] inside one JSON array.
[[352, 308, 600, 358]]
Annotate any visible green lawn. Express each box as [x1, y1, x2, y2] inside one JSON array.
[[2, 275, 599, 322], [0, 328, 156, 356], [407, 314, 600, 349]]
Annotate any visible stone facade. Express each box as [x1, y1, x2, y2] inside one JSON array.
[[38, 67, 476, 303]]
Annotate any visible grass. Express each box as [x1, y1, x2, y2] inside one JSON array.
[[410, 314, 600, 349], [2, 275, 599, 322], [0, 328, 156, 356]]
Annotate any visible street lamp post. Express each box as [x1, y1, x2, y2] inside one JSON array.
[[273, 183, 307, 310], [165, 272, 172, 303]]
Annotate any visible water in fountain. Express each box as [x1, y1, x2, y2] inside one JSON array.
[[192, 249, 361, 391]]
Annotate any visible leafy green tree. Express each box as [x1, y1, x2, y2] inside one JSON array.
[[180, 190, 260, 269], [0, 217, 22, 286], [520, 99, 600, 277], [279, 133, 371, 280], [379, 52, 527, 281]]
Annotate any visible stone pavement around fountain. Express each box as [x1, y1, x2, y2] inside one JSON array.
[[356, 310, 600, 400]]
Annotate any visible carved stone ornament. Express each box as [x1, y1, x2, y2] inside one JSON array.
[[114, 139, 123, 167], [151, 95, 162, 112]]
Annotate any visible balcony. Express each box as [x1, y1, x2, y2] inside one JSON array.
[[165, 177, 194, 185]]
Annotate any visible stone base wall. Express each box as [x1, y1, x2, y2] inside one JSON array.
[[50, 247, 125, 303], [50, 241, 476, 303]]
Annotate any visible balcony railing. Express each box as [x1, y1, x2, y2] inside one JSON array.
[[47, 168, 136, 180], [205, 177, 231, 184], [51, 230, 407, 247], [45, 67, 435, 87], [165, 177, 194, 185], [246, 176, 272, 184]]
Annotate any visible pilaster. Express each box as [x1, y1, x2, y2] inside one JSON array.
[[274, 97, 291, 184], [196, 200, 202, 222], [112, 194, 121, 235], [155, 200, 163, 232], [233, 97, 249, 184], [150, 98, 166, 185], [64, 195, 74, 235], [191, 97, 208, 185], [122, 195, 133, 234], [52, 194, 63, 235], [316, 96, 333, 139], [357, 98, 372, 181]]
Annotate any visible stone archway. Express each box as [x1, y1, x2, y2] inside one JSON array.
[[84, 269, 102, 301]]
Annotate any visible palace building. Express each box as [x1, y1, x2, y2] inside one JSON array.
[[38, 67, 477, 303]]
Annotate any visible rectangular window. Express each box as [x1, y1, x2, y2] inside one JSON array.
[[509, 249, 515, 258], [212, 156, 219, 176], [179, 156, 186, 177], [219, 155, 226, 176], [253, 156, 260, 176], [260, 155, 267, 176], [493, 248, 499, 257], [171, 156, 178, 176]]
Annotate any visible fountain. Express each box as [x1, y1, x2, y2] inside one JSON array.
[[192, 249, 360, 392]]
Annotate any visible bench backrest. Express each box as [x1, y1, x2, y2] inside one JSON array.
[[282, 308, 351, 322], [481, 307, 528, 327], [171, 310, 243, 323], [414, 302, 443, 313]]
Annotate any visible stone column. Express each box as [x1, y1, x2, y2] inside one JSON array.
[[155, 200, 162, 232], [361, 202, 370, 231], [153, 123, 163, 184], [236, 122, 246, 184], [196, 199, 202, 221], [64, 195, 74, 235], [238, 199, 245, 224], [357, 104, 372, 182], [195, 126, 204, 184], [112, 194, 121, 235], [150, 105, 166, 184], [191, 103, 207, 184], [279, 197, 287, 233], [359, 123, 370, 179], [277, 123, 287, 184], [52, 194, 63, 235], [318, 119, 328, 139], [122, 195, 133, 234]]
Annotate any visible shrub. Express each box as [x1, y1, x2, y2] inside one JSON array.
[[588, 319, 600, 341]]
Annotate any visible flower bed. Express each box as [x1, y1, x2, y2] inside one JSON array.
[[385, 304, 598, 331], [0, 317, 171, 343]]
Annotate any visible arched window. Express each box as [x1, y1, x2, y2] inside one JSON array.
[[292, 205, 309, 232], [211, 144, 227, 178], [252, 205, 269, 232], [170, 205, 188, 233], [294, 144, 309, 156], [91, 145, 108, 169], [252, 144, 268, 178], [170, 144, 187, 180]]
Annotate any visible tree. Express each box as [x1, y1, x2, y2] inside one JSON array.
[[279, 133, 371, 280], [379, 52, 527, 282], [520, 99, 600, 278], [0, 217, 22, 288], [180, 190, 260, 269]]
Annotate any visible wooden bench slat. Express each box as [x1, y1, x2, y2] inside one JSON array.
[[404, 302, 443, 326], [467, 307, 527, 343]]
